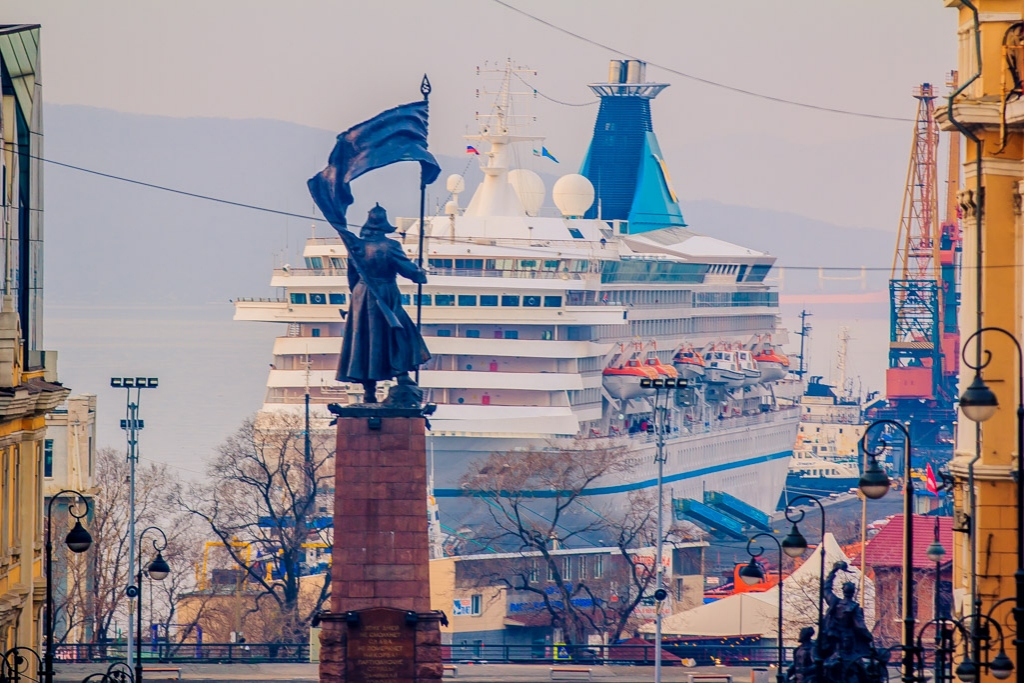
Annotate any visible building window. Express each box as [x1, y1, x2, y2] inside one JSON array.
[[329, 293, 347, 305], [562, 557, 572, 581], [466, 330, 481, 338], [310, 293, 327, 305], [458, 295, 478, 306], [529, 561, 538, 583], [471, 594, 482, 616], [312, 329, 321, 338], [504, 330, 519, 340], [593, 555, 604, 579], [480, 295, 498, 307], [290, 293, 307, 305], [578, 556, 587, 579], [414, 294, 431, 306], [330, 257, 346, 269], [436, 330, 452, 337], [44, 439, 53, 478], [543, 296, 562, 308], [501, 295, 520, 307], [548, 563, 556, 582], [304, 256, 323, 269], [523, 295, 541, 307], [435, 294, 455, 306]]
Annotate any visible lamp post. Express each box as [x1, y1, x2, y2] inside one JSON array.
[[859, 419, 913, 683], [134, 527, 169, 683], [780, 495, 827, 653], [110, 376, 159, 674], [741, 533, 785, 683], [44, 490, 93, 683], [913, 614, 1013, 683], [639, 375, 687, 682], [959, 326, 1023, 683], [927, 517, 948, 683]]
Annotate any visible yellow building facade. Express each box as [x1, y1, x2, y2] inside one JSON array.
[[0, 24, 70, 651], [937, 2, 1024, 679]]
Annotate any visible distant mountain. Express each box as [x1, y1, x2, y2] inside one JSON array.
[[42, 105, 888, 307]]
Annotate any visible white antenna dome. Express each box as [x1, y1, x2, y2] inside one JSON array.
[[446, 174, 466, 194], [444, 200, 459, 216], [508, 169, 546, 217], [552, 174, 595, 217]]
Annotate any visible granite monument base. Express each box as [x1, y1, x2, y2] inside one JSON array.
[[318, 408, 443, 683]]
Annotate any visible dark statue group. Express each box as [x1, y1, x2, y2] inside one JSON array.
[[788, 562, 891, 683]]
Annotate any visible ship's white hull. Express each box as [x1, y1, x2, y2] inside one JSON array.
[[428, 407, 799, 522]]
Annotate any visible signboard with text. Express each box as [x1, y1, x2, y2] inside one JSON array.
[[346, 608, 415, 683]]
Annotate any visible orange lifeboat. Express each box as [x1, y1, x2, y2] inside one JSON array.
[[644, 342, 678, 379], [603, 345, 658, 400], [672, 345, 705, 380], [753, 343, 790, 382]]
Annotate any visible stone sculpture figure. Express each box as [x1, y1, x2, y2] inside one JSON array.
[[333, 204, 430, 404], [818, 561, 889, 683], [788, 627, 817, 683]]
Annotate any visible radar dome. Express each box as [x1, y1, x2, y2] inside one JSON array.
[[553, 174, 595, 217], [508, 169, 545, 217], [446, 174, 466, 194]]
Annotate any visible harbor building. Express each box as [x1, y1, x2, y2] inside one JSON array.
[[0, 24, 70, 651], [936, 2, 1024, 679]]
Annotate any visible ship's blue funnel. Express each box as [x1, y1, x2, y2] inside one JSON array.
[[580, 60, 686, 234]]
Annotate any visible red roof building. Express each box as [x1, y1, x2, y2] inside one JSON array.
[[862, 515, 953, 647]]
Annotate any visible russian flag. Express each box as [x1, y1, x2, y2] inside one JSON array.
[[466, 145, 480, 155]]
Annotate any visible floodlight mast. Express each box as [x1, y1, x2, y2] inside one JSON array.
[[110, 376, 158, 672]]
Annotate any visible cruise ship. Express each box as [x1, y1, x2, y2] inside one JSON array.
[[234, 60, 802, 532]]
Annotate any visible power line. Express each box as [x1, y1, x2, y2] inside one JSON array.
[[490, 0, 916, 123], [513, 72, 597, 107], [39, 154, 326, 223]]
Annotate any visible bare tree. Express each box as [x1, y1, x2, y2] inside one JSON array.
[[177, 413, 334, 643], [52, 448, 186, 645], [459, 441, 690, 644]]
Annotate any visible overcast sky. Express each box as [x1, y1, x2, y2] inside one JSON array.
[[2, 0, 957, 230]]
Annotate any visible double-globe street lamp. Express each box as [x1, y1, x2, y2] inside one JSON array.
[[740, 533, 786, 683], [857, 419, 914, 683], [958, 326, 1024, 683], [927, 517, 949, 683], [134, 527, 170, 683], [44, 490, 94, 683], [777, 495, 827, 658]]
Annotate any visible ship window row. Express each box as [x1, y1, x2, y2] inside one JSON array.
[[303, 257, 347, 270], [588, 314, 776, 340], [399, 293, 563, 308], [426, 258, 595, 278], [602, 289, 693, 306], [694, 291, 777, 308], [289, 292, 347, 305], [602, 260, 707, 284]]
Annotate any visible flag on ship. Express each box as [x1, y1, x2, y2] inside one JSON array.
[[466, 145, 480, 155], [307, 100, 441, 231], [926, 462, 938, 496], [533, 146, 559, 163]]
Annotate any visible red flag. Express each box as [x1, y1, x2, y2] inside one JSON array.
[[926, 463, 938, 496]]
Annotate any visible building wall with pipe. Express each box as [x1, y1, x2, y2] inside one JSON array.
[[936, 4, 1024, 681]]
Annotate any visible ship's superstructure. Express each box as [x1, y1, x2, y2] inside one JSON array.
[[235, 61, 801, 532]]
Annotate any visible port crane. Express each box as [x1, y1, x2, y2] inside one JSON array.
[[870, 75, 962, 454]]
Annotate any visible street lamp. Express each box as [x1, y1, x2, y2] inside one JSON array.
[[110, 375, 159, 674], [44, 490, 93, 683], [135, 527, 169, 683], [781, 495, 826, 656], [959, 326, 1024, 683], [859, 419, 914, 683], [743, 533, 785, 683], [927, 516, 948, 683], [913, 614, 1013, 683], [639, 375, 687, 683]]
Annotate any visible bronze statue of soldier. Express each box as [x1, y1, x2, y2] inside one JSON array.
[[817, 561, 890, 683], [334, 204, 430, 405]]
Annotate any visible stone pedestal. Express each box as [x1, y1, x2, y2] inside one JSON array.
[[319, 408, 442, 683]]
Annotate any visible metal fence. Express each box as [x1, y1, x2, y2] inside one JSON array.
[[53, 643, 310, 664]]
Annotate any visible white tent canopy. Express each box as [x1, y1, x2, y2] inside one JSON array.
[[645, 533, 875, 643]]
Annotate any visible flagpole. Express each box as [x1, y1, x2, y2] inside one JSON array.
[[416, 74, 431, 385]]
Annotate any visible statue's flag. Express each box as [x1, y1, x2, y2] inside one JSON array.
[[926, 462, 938, 496], [308, 101, 441, 231]]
